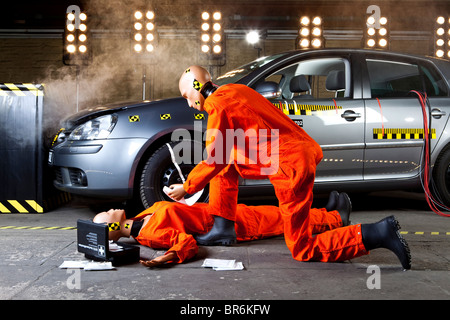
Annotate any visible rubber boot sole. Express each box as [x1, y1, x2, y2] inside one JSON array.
[[196, 237, 237, 246], [386, 215, 412, 270]]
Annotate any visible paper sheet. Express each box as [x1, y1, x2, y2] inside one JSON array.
[[163, 186, 203, 206], [108, 241, 123, 252], [59, 261, 115, 271], [201, 258, 244, 271]]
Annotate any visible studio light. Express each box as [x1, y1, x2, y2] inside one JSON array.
[[434, 16, 450, 58], [297, 16, 323, 49], [63, 6, 90, 64], [365, 12, 389, 49], [246, 31, 260, 45], [200, 10, 224, 59], [133, 9, 157, 54]]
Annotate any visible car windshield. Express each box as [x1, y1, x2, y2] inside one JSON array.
[[214, 53, 286, 85]]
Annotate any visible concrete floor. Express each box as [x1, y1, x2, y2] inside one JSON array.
[[0, 191, 449, 307]]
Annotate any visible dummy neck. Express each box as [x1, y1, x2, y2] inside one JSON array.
[[200, 81, 218, 99], [130, 219, 144, 237]]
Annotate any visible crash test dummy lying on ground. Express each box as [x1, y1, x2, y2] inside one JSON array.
[[93, 192, 410, 269], [166, 65, 411, 270], [93, 191, 347, 267]]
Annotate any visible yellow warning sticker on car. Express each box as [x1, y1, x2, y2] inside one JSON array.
[[373, 128, 436, 140], [273, 102, 342, 116], [129, 115, 140, 122]]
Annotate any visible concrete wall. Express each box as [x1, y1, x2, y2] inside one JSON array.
[[0, 0, 446, 117], [0, 34, 433, 105]]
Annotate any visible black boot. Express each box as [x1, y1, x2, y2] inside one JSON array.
[[336, 192, 352, 226], [325, 191, 339, 211], [361, 216, 411, 270], [195, 216, 237, 246]]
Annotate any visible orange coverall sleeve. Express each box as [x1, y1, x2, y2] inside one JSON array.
[[134, 202, 207, 264], [136, 228, 198, 264], [183, 104, 233, 194]]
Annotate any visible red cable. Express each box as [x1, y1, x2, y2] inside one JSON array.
[[411, 90, 450, 217], [376, 98, 385, 137], [332, 99, 339, 114]]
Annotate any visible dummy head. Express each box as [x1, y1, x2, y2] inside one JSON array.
[[179, 66, 213, 111], [93, 209, 127, 241]]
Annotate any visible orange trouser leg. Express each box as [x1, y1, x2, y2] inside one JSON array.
[[304, 224, 368, 262], [309, 208, 343, 234], [208, 163, 239, 221], [271, 143, 368, 262]]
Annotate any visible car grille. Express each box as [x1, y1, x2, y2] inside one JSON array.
[[54, 167, 64, 184], [54, 167, 87, 187]]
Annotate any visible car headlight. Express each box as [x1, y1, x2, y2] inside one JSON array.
[[69, 114, 118, 141]]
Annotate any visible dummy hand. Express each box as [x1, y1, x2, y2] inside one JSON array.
[[140, 252, 177, 267], [167, 184, 188, 201]]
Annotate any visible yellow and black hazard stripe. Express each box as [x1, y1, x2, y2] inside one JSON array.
[[0, 225, 76, 231], [0, 83, 44, 96], [0, 192, 71, 214], [160, 113, 171, 120], [0, 200, 44, 213], [373, 128, 437, 140], [400, 231, 450, 236], [273, 102, 342, 116]]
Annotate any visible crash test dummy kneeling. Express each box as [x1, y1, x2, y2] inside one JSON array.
[[168, 66, 411, 269], [92, 197, 348, 267]]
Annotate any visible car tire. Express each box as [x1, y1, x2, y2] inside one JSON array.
[[139, 140, 209, 208], [432, 146, 450, 207]]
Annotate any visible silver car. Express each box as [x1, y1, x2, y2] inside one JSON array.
[[49, 49, 450, 211]]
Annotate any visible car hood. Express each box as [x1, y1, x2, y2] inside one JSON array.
[[63, 98, 182, 127]]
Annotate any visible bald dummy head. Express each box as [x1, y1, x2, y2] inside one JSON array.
[[179, 66, 217, 111], [93, 209, 127, 241]]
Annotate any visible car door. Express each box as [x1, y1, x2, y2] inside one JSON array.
[[250, 54, 365, 183], [419, 60, 450, 154], [362, 55, 448, 180]]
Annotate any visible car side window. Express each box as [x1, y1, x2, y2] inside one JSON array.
[[254, 57, 351, 100], [366, 59, 449, 98], [366, 59, 423, 98], [420, 64, 448, 97]]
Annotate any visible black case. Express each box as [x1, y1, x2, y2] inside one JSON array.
[[77, 219, 140, 266]]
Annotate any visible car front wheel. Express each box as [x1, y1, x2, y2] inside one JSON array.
[[139, 140, 209, 209]]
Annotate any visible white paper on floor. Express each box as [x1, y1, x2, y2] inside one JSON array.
[[201, 258, 244, 271], [59, 260, 115, 271]]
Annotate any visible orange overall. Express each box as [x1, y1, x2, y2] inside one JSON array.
[[133, 201, 345, 264], [183, 84, 368, 263]]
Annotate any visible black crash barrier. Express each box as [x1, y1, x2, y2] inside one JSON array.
[[0, 83, 70, 213]]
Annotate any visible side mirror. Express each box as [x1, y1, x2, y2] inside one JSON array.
[[255, 81, 282, 99]]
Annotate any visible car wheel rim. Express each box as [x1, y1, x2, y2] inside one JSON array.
[[161, 164, 193, 188], [159, 162, 208, 202]]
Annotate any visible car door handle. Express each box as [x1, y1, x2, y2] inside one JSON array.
[[341, 110, 361, 121], [431, 108, 446, 119]]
